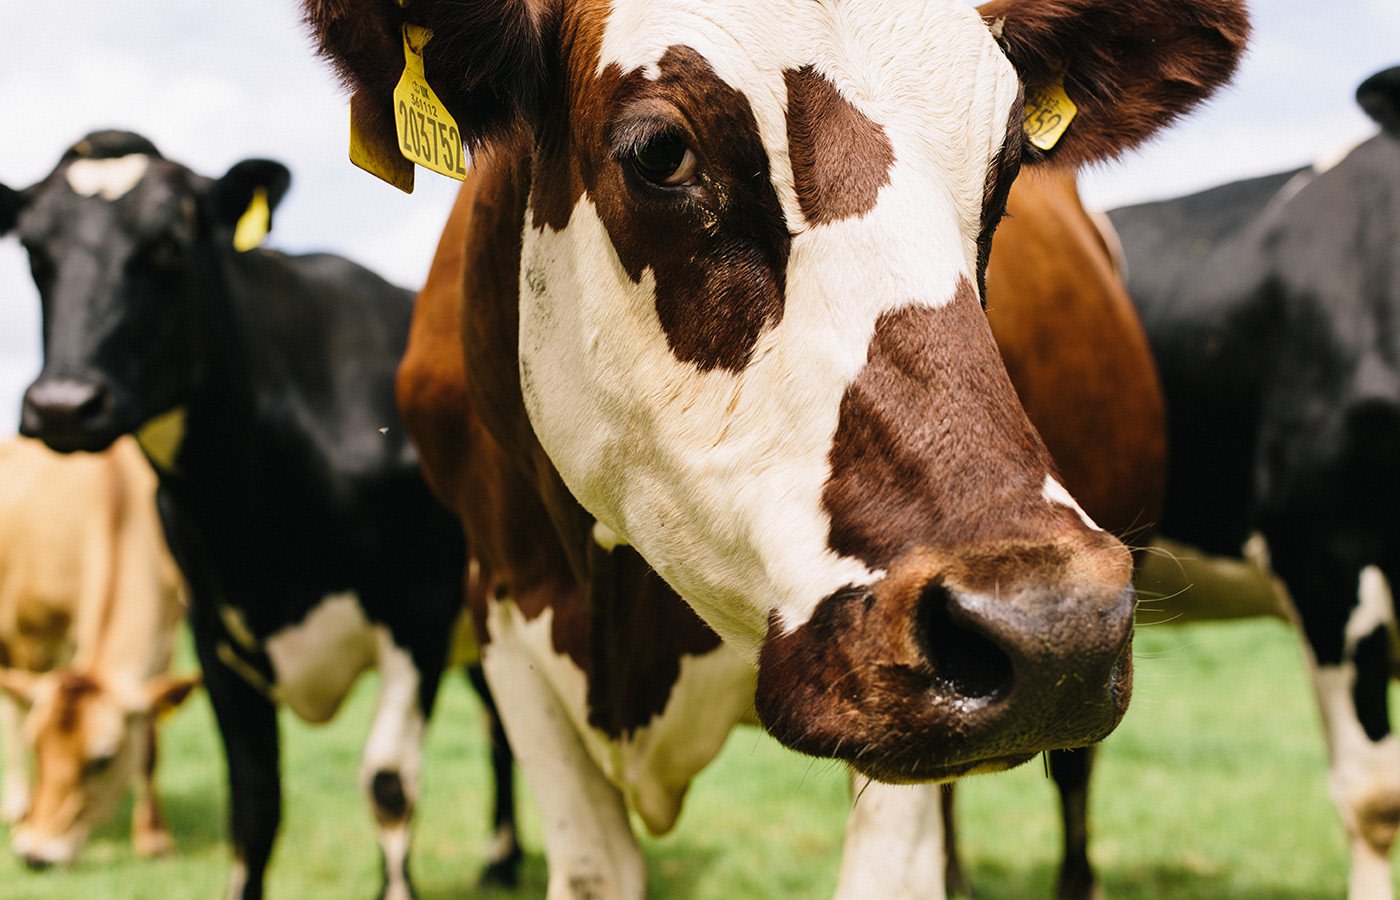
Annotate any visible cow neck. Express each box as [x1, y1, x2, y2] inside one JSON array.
[[70, 442, 182, 681], [456, 141, 597, 583]]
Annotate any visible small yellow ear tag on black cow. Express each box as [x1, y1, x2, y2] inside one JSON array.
[[135, 405, 188, 475], [232, 188, 270, 253], [392, 25, 468, 182], [1023, 77, 1078, 152]]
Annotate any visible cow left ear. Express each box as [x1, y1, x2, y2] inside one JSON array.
[[130, 673, 201, 717], [211, 159, 292, 252], [0, 182, 23, 236], [979, 0, 1249, 168], [0, 669, 40, 706], [1357, 66, 1400, 136]]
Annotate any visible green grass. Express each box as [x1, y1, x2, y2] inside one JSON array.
[[0, 618, 1381, 897]]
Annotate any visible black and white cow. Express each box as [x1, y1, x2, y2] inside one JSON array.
[[0, 130, 519, 899], [1097, 67, 1400, 899]]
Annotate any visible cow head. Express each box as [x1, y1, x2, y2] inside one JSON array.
[[307, 0, 1247, 779], [3, 130, 290, 455], [0, 669, 198, 867]]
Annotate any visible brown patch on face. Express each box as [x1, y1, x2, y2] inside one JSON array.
[[532, 29, 791, 372], [823, 277, 1068, 569], [54, 673, 99, 733], [784, 66, 895, 225]]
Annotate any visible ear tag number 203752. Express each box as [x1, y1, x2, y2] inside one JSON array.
[[393, 25, 467, 181]]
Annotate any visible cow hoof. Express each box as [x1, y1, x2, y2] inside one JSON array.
[[135, 829, 176, 858], [479, 855, 523, 890]]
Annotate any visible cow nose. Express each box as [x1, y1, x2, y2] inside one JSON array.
[[755, 535, 1137, 782], [926, 578, 1136, 704], [20, 377, 113, 449], [915, 581, 1015, 702]]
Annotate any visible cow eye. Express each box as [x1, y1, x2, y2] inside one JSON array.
[[629, 133, 698, 187], [83, 754, 115, 777]]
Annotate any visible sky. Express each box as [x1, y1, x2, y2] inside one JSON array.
[[1, 1, 1397, 435]]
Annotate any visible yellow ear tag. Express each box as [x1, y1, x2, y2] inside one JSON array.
[[393, 25, 468, 181], [1023, 78, 1078, 151], [135, 406, 188, 475], [232, 188, 270, 252], [350, 92, 415, 193]]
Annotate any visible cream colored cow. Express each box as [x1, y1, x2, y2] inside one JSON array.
[[0, 435, 195, 868]]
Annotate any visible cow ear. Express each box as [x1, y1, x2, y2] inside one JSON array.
[[978, 0, 1249, 168], [135, 674, 201, 717], [210, 160, 291, 252], [1357, 66, 1400, 136], [0, 669, 40, 706], [303, 0, 551, 155], [0, 183, 22, 236]]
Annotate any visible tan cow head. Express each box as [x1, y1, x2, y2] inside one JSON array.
[[305, 0, 1248, 780], [0, 669, 198, 867]]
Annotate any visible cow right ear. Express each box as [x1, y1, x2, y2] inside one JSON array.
[[0, 669, 40, 706], [1357, 66, 1400, 136], [979, 0, 1249, 169], [0, 183, 22, 236], [210, 160, 292, 252], [303, 0, 551, 158]]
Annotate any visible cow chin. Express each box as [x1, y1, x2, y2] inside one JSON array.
[[752, 545, 1135, 783]]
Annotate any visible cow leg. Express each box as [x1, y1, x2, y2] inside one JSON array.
[[192, 611, 281, 900], [465, 662, 522, 888], [836, 777, 947, 900], [941, 784, 972, 897], [1048, 747, 1100, 900], [360, 626, 439, 900], [131, 718, 176, 858], [1295, 564, 1400, 900], [0, 691, 29, 824], [482, 611, 644, 900]]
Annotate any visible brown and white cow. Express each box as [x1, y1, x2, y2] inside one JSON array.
[[305, 0, 1244, 894], [0, 435, 194, 868]]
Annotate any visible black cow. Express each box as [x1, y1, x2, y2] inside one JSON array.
[[1040, 67, 1400, 900], [0, 131, 520, 899]]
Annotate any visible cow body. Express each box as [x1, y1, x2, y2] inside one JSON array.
[[0, 435, 191, 867], [404, 163, 1166, 896], [1102, 67, 1400, 899], [1, 132, 478, 900], [306, 0, 1245, 895]]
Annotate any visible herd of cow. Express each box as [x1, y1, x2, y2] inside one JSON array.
[[0, 1, 1397, 898]]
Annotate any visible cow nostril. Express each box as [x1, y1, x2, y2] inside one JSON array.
[[21, 854, 53, 872], [915, 581, 1013, 701]]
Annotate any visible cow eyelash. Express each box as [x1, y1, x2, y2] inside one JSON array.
[[610, 119, 701, 189]]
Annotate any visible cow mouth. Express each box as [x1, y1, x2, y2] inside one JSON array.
[[854, 751, 1039, 784], [19, 419, 122, 455]]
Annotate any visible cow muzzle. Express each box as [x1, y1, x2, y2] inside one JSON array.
[[754, 534, 1135, 782], [20, 376, 118, 453]]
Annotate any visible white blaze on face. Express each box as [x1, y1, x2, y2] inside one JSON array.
[[64, 155, 151, 201], [519, 0, 1021, 654], [1042, 475, 1103, 532]]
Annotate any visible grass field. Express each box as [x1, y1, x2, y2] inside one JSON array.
[[0, 617, 1377, 898]]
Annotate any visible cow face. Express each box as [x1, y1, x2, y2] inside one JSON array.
[[307, 0, 1247, 778], [3, 131, 289, 454], [0, 669, 197, 867]]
